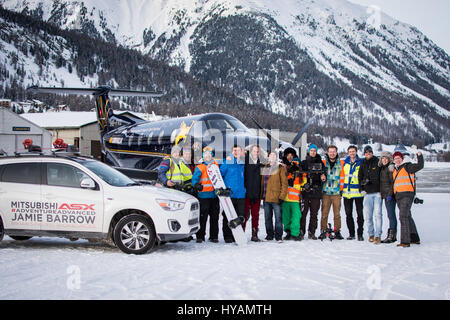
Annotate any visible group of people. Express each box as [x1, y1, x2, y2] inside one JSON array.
[[157, 142, 424, 247]]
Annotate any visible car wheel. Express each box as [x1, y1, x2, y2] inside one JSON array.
[[0, 217, 4, 242], [113, 214, 156, 255], [10, 236, 33, 241]]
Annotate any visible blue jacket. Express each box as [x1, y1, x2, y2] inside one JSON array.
[[219, 156, 246, 199]]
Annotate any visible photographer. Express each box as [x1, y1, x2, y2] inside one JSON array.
[[300, 144, 326, 240], [392, 151, 424, 248], [358, 146, 382, 244]]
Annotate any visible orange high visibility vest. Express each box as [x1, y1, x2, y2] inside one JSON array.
[[197, 162, 218, 193], [286, 173, 301, 201], [393, 167, 415, 194]]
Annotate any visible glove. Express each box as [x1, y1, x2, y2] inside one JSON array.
[[386, 195, 393, 201], [361, 191, 368, 197], [288, 178, 294, 187]]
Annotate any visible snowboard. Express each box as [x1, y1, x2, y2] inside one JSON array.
[[206, 164, 247, 246]]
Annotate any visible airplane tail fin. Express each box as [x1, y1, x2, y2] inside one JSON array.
[[28, 86, 163, 140]]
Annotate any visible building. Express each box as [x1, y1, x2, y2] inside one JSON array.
[[0, 107, 52, 155], [21, 111, 145, 159]]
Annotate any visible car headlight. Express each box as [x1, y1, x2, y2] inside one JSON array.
[[156, 199, 185, 211]]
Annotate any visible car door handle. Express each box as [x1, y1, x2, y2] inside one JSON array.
[[43, 193, 57, 199]]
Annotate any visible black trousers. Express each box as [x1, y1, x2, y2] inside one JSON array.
[[396, 193, 420, 244], [196, 198, 220, 240], [222, 198, 246, 241], [300, 197, 321, 235], [344, 197, 364, 237]]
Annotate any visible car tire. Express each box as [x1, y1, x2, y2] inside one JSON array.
[[0, 217, 4, 242], [113, 214, 156, 255], [10, 236, 33, 241]]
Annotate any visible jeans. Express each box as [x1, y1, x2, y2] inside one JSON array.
[[363, 193, 383, 237], [384, 197, 397, 231], [264, 201, 283, 240]]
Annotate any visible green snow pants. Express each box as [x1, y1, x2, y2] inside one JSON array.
[[282, 201, 302, 237]]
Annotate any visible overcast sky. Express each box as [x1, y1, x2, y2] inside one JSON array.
[[347, 0, 450, 54]]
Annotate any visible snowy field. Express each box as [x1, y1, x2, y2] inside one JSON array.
[[1, 163, 450, 300]]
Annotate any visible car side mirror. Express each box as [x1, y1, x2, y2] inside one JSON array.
[[80, 178, 96, 190]]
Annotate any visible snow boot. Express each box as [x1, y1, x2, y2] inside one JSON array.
[[397, 243, 410, 248], [369, 236, 375, 243], [381, 229, 396, 244], [410, 233, 421, 245], [251, 228, 261, 242], [374, 237, 381, 245], [334, 231, 344, 240], [284, 230, 292, 241], [308, 231, 317, 240]]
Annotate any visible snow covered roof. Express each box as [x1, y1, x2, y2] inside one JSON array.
[[21, 112, 97, 129], [20, 111, 152, 129]]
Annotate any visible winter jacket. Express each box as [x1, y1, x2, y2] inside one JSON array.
[[343, 155, 363, 199], [393, 154, 424, 199], [322, 156, 345, 196], [300, 154, 325, 198], [244, 153, 263, 200], [358, 156, 381, 194], [260, 164, 288, 203], [192, 160, 218, 199], [220, 156, 246, 199], [379, 159, 395, 199], [158, 158, 193, 187]]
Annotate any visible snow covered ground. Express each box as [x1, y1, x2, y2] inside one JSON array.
[[1, 163, 449, 300]]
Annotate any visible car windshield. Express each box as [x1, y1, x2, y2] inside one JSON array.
[[80, 160, 137, 187]]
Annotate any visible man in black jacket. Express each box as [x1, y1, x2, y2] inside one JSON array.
[[300, 144, 327, 240], [244, 145, 263, 242], [358, 146, 383, 244]]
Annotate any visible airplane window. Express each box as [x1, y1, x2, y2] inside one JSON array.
[[206, 119, 235, 132]]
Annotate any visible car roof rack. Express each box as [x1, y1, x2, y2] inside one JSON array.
[[14, 151, 44, 157]]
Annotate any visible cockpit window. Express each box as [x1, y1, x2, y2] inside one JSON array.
[[205, 118, 249, 132]]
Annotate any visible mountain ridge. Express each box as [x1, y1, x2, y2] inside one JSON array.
[[1, 0, 449, 145]]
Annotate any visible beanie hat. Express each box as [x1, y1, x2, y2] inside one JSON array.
[[364, 145, 373, 154], [393, 151, 404, 160], [380, 151, 393, 161], [308, 144, 318, 152]]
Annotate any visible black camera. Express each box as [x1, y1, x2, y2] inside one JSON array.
[[309, 163, 323, 173], [414, 197, 424, 205]]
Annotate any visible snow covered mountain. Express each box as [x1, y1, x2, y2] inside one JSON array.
[[1, 0, 449, 145]]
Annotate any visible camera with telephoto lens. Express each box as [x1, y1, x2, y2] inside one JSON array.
[[414, 197, 424, 205]]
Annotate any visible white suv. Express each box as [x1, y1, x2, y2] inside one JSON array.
[[0, 154, 200, 254]]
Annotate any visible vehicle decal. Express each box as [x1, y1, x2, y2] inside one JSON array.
[[10, 202, 97, 226]]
